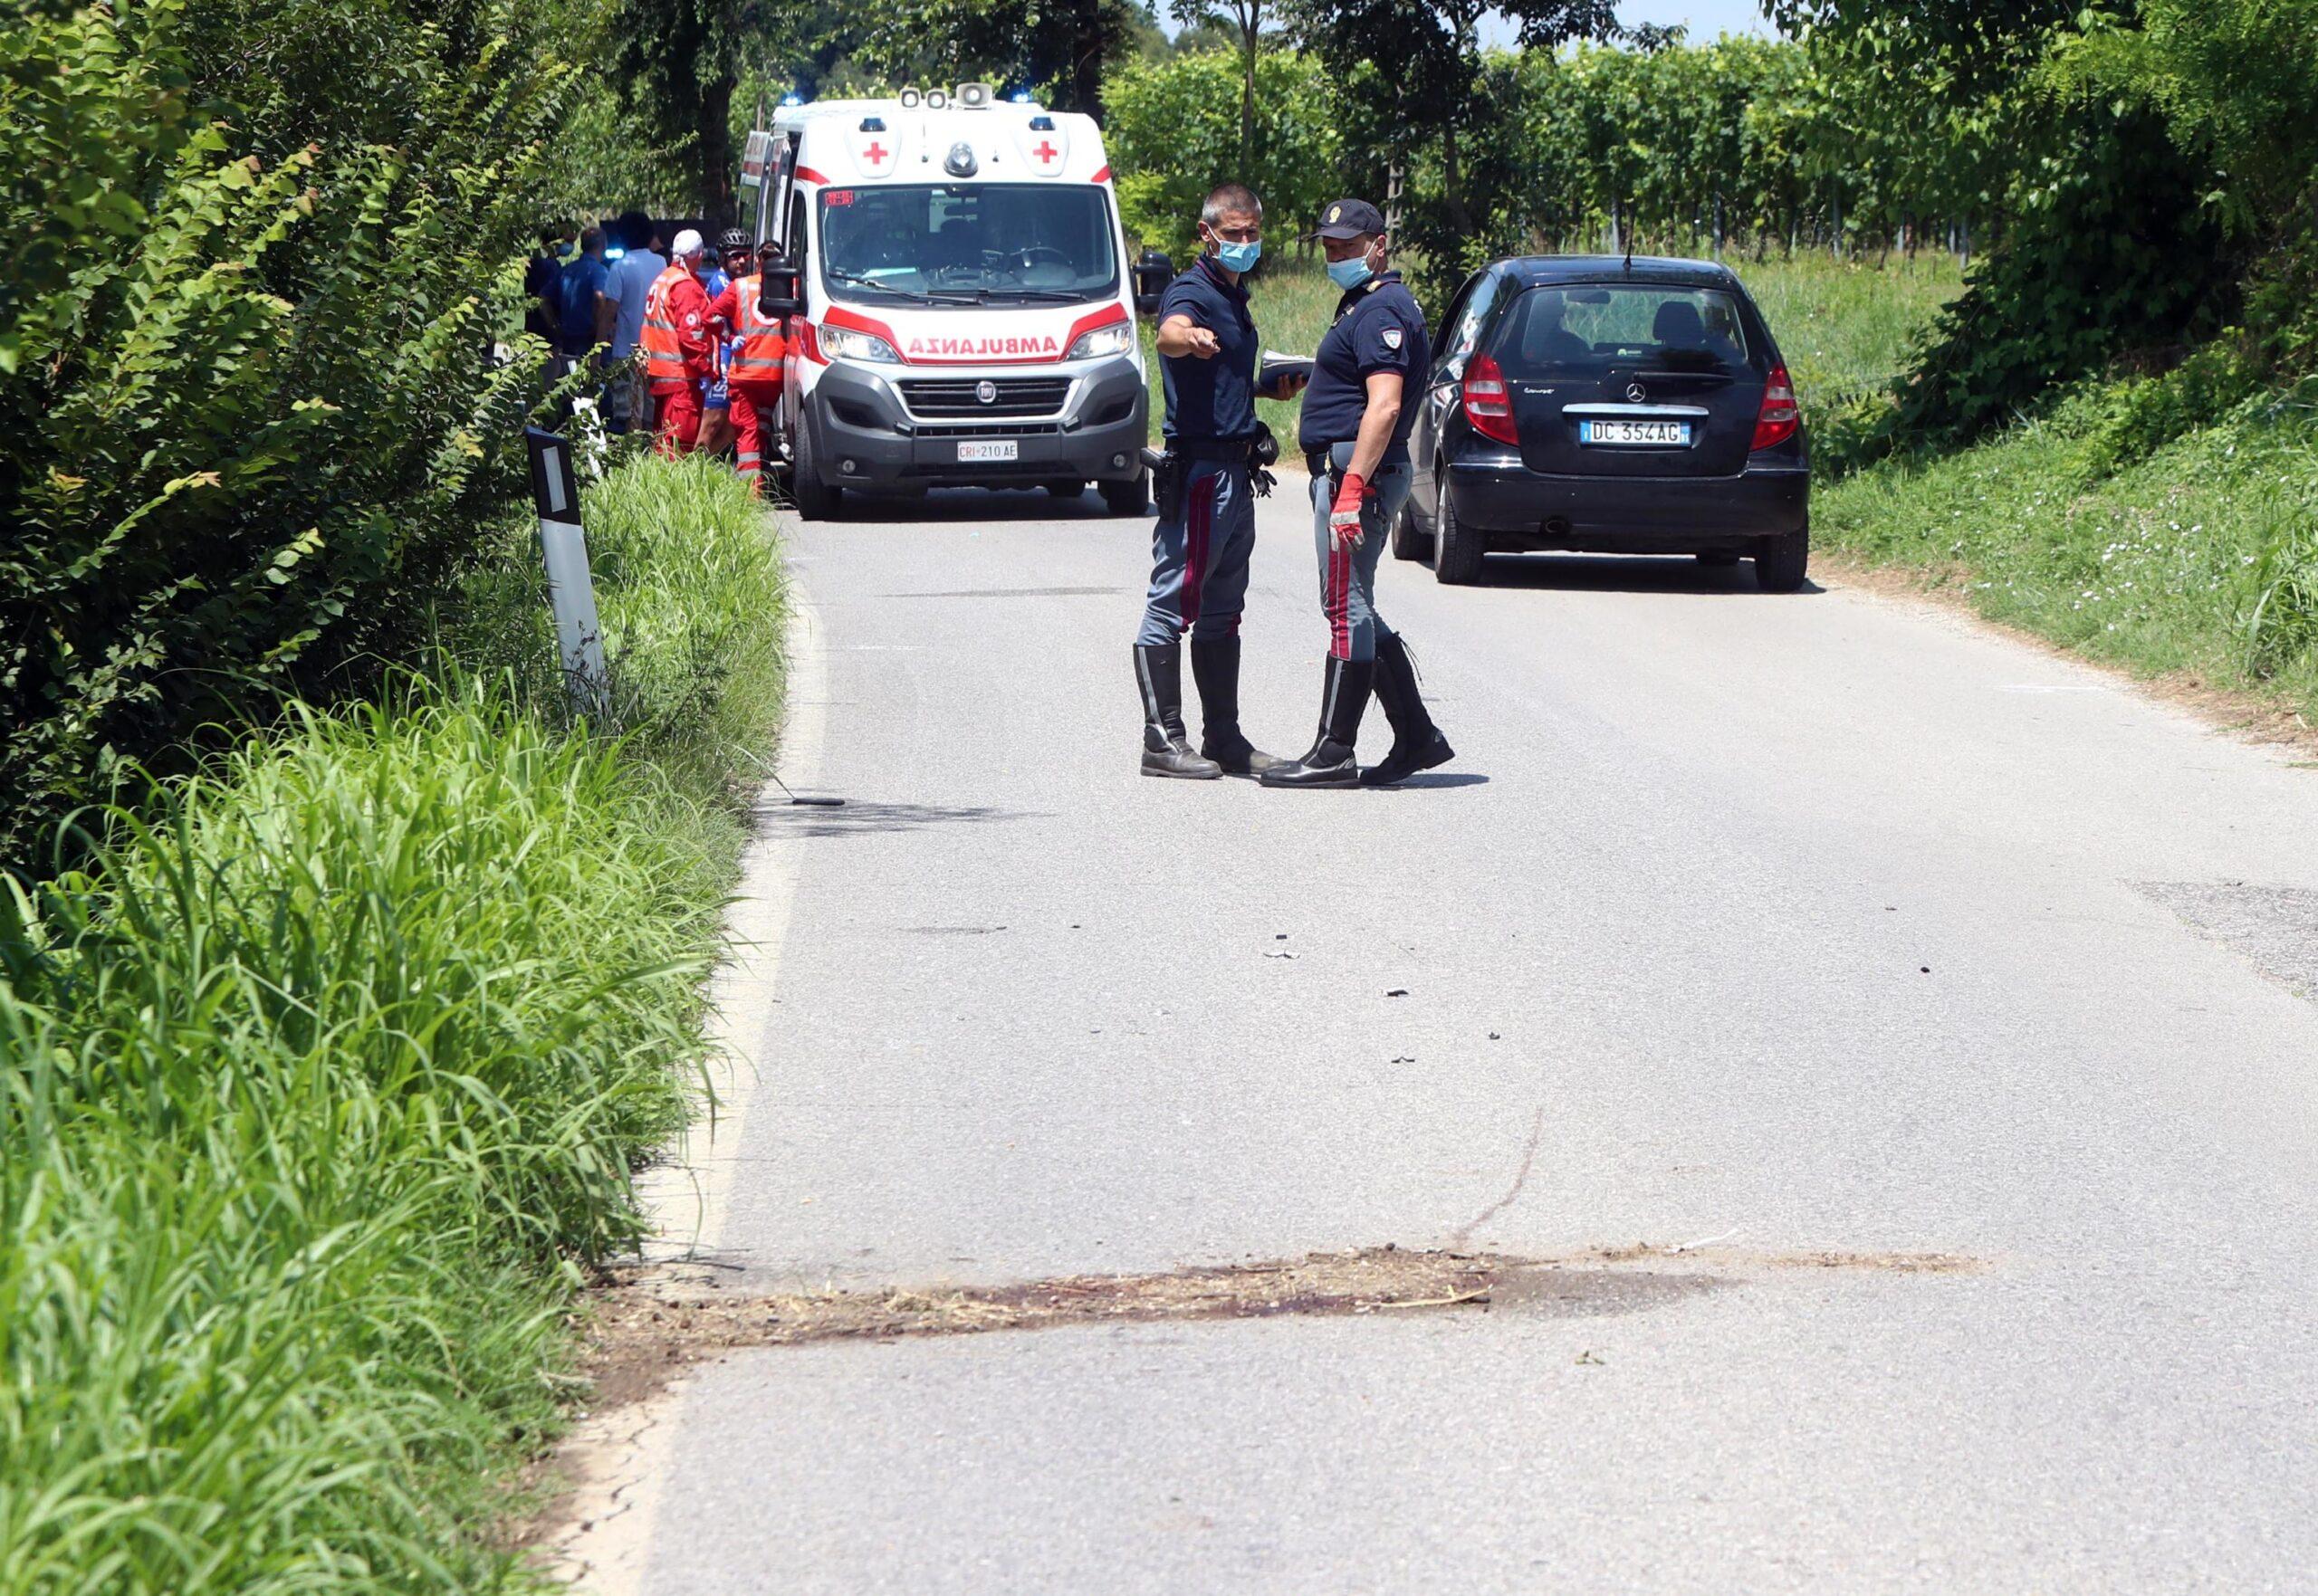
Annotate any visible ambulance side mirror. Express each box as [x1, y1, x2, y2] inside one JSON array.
[[758, 255, 805, 319], [1133, 249, 1172, 318]]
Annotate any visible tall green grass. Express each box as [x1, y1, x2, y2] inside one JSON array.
[[0, 454, 782, 1591], [1816, 377, 2318, 713]]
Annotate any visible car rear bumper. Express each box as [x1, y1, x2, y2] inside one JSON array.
[[801, 358, 1148, 492], [1445, 457, 1808, 552]]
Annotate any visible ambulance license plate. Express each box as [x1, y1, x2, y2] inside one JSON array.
[[956, 440, 1019, 462], [1581, 419, 1691, 446]]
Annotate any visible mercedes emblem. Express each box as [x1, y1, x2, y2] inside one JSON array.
[[975, 380, 999, 405], [1625, 380, 1647, 404]]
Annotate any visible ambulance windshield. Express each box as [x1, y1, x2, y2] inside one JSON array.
[[818, 183, 1119, 306]]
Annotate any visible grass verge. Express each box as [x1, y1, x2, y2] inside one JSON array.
[[1815, 378, 2318, 722], [0, 454, 781, 1592]]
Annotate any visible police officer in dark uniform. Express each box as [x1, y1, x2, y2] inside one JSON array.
[[1134, 183, 1307, 779], [1260, 198, 1456, 789]]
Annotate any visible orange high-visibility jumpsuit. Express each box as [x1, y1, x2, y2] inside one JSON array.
[[641, 263, 714, 456], [707, 272, 789, 495]]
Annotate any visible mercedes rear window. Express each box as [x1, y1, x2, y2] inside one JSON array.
[[1496, 283, 1751, 374]]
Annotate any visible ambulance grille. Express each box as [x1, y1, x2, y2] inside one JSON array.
[[900, 377, 1071, 417]]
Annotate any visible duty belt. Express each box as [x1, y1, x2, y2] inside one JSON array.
[[1172, 437, 1262, 464]]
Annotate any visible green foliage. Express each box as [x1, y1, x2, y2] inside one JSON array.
[[1817, 374, 2318, 708], [0, 452, 784, 1591], [1102, 46, 1344, 254], [0, 0, 583, 871]]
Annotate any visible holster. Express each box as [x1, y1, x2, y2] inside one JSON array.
[[1153, 450, 1188, 522]]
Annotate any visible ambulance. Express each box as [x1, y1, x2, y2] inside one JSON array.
[[745, 85, 1156, 519]]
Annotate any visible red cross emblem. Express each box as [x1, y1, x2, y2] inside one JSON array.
[[865, 141, 887, 164], [1032, 140, 1058, 164]]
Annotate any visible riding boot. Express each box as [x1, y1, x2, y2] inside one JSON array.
[[1190, 637, 1288, 778], [1361, 630, 1455, 787], [1258, 655, 1374, 788], [1136, 643, 1222, 779]]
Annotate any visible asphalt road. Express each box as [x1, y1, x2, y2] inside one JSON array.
[[620, 482, 2318, 1592]]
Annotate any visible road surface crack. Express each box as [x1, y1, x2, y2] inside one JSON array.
[[1451, 1103, 1547, 1248]]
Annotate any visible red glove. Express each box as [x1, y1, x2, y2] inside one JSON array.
[[1328, 472, 1368, 550]]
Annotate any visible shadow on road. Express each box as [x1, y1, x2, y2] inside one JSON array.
[[1376, 771, 1490, 790], [751, 800, 1039, 838], [823, 487, 1139, 524], [1465, 553, 1826, 597]]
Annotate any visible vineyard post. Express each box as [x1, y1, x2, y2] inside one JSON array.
[[1713, 193, 1724, 260], [1831, 187, 1844, 261]]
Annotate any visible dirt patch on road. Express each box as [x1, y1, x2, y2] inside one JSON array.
[[581, 1246, 1499, 1411], [575, 1241, 1983, 1414]]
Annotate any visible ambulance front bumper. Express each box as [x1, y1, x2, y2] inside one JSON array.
[[800, 357, 1149, 490]]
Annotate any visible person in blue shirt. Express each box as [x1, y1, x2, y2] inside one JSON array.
[[1262, 197, 1455, 789], [556, 226, 609, 362], [1134, 183, 1307, 779]]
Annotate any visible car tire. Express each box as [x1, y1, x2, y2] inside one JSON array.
[[1391, 495, 1433, 563], [1432, 480, 1485, 585], [1754, 528, 1810, 593], [790, 420, 843, 521], [1695, 549, 1741, 568], [1100, 471, 1149, 516], [1044, 478, 1087, 500]]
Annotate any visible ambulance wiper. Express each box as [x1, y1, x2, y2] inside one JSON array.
[[968, 288, 1086, 303], [824, 269, 937, 303]]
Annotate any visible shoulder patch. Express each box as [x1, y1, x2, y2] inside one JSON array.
[[1381, 326, 1403, 349]]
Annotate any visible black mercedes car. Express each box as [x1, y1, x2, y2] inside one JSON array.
[[1393, 255, 1811, 591]]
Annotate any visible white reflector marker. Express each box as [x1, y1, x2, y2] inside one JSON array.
[[524, 426, 608, 714]]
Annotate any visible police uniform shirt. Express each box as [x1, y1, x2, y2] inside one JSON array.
[[1297, 270, 1431, 464], [1159, 254, 1260, 444]]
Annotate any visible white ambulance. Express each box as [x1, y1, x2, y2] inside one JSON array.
[[747, 85, 1156, 518]]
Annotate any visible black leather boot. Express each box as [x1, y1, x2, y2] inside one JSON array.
[[1136, 644, 1222, 779], [1259, 655, 1373, 788], [1361, 631, 1454, 787], [1191, 637, 1288, 779]]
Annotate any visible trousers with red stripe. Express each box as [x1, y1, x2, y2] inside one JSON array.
[[1137, 461, 1256, 645], [1312, 447, 1413, 661]]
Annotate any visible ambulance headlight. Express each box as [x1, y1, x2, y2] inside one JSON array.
[[1065, 322, 1134, 361], [819, 323, 902, 364]]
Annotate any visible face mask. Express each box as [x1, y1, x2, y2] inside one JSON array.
[[1327, 252, 1375, 291], [1211, 235, 1261, 273]]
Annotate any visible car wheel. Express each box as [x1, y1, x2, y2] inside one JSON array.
[[1099, 471, 1149, 516], [1391, 494, 1433, 563], [790, 419, 843, 521], [1043, 478, 1087, 500], [1695, 550, 1741, 568], [1432, 480, 1485, 585], [1754, 528, 1810, 593]]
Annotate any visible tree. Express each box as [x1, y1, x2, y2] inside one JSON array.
[[608, 0, 762, 219], [1282, 0, 1620, 300], [844, 0, 1149, 117], [1168, 0, 1265, 182]]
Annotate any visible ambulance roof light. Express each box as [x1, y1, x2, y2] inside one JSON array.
[[780, 92, 803, 107], [1029, 115, 1055, 131], [860, 116, 885, 131], [1011, 91, 1036, 104]]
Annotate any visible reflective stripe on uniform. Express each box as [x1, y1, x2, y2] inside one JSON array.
[[639, 264, 692, 382]]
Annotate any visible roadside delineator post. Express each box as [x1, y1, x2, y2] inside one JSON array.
[[524, 426, 608, 716]]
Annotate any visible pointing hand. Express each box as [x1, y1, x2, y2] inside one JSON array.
[[1183, 326, 1221, 359]]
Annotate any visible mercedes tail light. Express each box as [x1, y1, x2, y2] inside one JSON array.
[[1751, 364, 1799, 451], [1461, 353, 1518, 445]]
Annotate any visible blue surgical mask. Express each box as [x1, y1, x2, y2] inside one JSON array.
[[1327, 253, 1375, 291], [1213, 238, 1261, 273]]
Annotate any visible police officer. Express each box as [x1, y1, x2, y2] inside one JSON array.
[[1134, 183, 1308, 779], [1260, 198, 1455, 789]]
